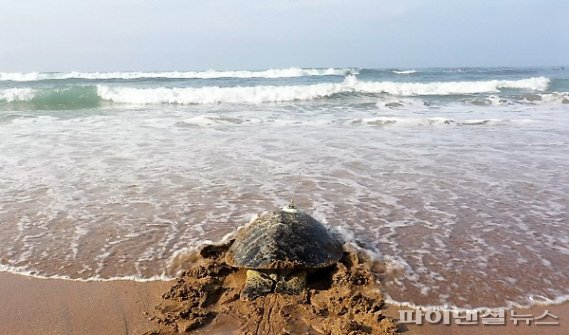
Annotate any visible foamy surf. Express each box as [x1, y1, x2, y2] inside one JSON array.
[[95, 76, 551, 104], [0, 262, 173, 282], [95, 82, 349, 104], [3, 236, 569, 312], [1, 76, 551, 107], [0, 76, 555, 109], [0, 87, 35, 102]]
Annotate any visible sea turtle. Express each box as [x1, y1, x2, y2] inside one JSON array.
[[225, 203, 343, 300]]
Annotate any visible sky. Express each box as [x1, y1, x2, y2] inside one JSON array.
[[0, 0, 567, 71]]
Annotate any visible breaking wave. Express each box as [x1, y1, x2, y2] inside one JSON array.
[[0, 76, 552, 108], [393, 70, 417, 74], [0, 68, 355, 82], [0, 86, 100, 109], [354, 76, 550, 95], [0, 87, 35, 102], [96, 76, 551, 104]]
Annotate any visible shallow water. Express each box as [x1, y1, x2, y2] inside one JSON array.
[[0, 67, 568, 309]]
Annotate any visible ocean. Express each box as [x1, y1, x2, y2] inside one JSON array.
[[0, 67, 568, 310]]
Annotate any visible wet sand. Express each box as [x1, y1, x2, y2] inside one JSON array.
[[1, 270, 568, 335], [0, 272, 171, 335], [146, 245, 398, 335]]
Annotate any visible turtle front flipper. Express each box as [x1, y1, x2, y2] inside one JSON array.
[[241, 270, 274, 301], [275, 270, 307, 295]]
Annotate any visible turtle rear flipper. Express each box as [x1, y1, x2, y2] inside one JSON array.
[[275, 270, 306, 295], [241, 270, 274, 301]]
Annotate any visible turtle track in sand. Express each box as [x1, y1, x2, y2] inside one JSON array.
[[145, 242, 399, 335]]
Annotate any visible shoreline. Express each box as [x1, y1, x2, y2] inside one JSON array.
[[2, 267, 568, 313], [1, 271, 568, 334]]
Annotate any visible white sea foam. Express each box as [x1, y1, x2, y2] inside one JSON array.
[[463, 92, 569, 106], [528, 92, 569, 104], [178, 115, 224, 127], [3, 260, 568, 311], [375, 97, 431, 110], [0, 263, 173, 282], [96, 82, 349, 104], [354, 77, 550, 95], [0, 77, 552, 105], [0, 88, 35, 102], [95, 76, 551, 105], [172, 115, 537, 128], [0, 68, 354, 81], [393, 70, 417, 74], [0, 72, 42, 82], [357, 117, 461, 127]]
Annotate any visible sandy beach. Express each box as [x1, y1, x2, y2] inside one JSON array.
[[0, 272, 171, 335], [2, 268, 568, 334]]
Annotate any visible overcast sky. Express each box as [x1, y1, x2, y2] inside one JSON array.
[[0, 0, 567, 71]]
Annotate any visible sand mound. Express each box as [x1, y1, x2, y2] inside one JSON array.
[[145, 243, 398, 335]]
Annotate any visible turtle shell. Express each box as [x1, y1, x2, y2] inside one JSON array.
[[225, 208, 343, 270]]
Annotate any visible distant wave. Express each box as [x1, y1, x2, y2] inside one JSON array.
[[0, 68, 355, 82], [354, 76, 550, 95], [393, 70, 417, 74], [0, 76, 552, 108]]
